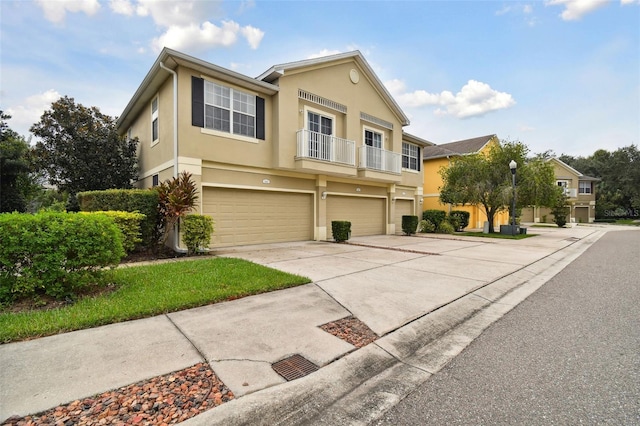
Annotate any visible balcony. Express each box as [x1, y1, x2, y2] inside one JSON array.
[[296, 129, 356, 166], [358, 145, 401, 174]]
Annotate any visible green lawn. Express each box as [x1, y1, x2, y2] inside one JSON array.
[[0, 257, 310, 343], [458, 231, 537, 240]]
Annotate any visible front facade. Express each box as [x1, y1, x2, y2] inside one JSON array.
[[521, 157, 598, 223], [117, 49, 432, 248], [422, 135, 510, 229]]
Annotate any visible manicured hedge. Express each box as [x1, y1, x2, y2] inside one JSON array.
[[81, 211, 145, 253], [77, 189, 159, 248], [422, 209, 447, 228], [0, 212, 124, 302], [331, 221, 351, 242], [450, 210, 470, 231], [182, 214, 214, 255], [402, 215, 419, 235]]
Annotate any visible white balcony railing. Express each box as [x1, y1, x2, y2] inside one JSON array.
[[358, 145, 401, 174], [296, 129, 355, 166], [564, 188, 578, 198]]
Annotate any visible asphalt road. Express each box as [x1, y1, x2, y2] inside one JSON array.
[[372, 229, 640, 425]]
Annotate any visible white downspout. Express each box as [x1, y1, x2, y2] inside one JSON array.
[[159, 61, 187, 253]]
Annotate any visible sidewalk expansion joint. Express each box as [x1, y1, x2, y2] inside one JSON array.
[[164, 314, 208, 364], [373, 342, 435, 375]]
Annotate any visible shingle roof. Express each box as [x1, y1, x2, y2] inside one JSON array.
[[423, 134, 496, 160]]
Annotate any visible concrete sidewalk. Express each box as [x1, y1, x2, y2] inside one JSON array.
[[0, 225, 617, 423]]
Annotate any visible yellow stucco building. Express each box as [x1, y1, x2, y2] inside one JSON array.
[[422, 134, 510, 230]]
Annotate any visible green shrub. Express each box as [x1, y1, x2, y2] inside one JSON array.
[[436, 220, 455, 234], [422, 210, 447, 228], [450, 210, 470, 231], [0, 212, 124, 302], [77, 189, 159, 249], [401, 215, 419, 235], [331, 221, 351, 242], [81, 211, 145, 253], [418, 219, 435, 233], [182, 214, 214, 255]]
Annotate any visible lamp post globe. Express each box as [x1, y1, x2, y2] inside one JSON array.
[[509, 160, 517, 235]]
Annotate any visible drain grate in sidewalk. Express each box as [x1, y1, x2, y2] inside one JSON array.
[[272, 354, 319, 381]]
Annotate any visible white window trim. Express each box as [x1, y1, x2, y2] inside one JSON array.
[[203, 79, 257, 139], [402, 142, 420, 172], [579, 181, 592, 194], [200, 127, 259, 144], [151, 95, 159, 147], [304, 105, 336, 135], [362, 125, 384, 149]]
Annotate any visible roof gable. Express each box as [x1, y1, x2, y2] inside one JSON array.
[[257, 50, 410, 126], [423, 134, 497, 160]]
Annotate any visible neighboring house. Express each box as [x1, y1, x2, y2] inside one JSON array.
[[521, 157, 598, 223], [116, 48, 432, 248], [422, 134, 510, 229]]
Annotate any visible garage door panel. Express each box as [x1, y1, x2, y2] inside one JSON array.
[[326, 196, 385, 237], [203, 188, 313, 247]]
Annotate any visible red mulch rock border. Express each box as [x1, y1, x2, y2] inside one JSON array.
[[320, 316, 378, 348], [2, 363, 233, 426]]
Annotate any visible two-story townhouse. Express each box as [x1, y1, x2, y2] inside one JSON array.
[[116, 48, 432, 248], [521, 157, 598, 223], [422, 134, 510, 229]]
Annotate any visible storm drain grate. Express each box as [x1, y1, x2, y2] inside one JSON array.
[[272, 354, 319, 381]]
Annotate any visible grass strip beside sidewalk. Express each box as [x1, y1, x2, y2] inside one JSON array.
[[0, 257, 311, 343]]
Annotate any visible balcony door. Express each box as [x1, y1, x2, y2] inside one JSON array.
[[308, 111, 332, 161], [365, 129, 383, 170]]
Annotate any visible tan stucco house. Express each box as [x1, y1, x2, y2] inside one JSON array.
[[422, 134, 510, 229], [521, 157, 598, 223], [116, 48, 432, 248]]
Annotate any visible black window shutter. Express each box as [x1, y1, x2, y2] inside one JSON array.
[[192, 76, 204, 128], [418, 147, 421, 171], [256, 96, 265, 140]]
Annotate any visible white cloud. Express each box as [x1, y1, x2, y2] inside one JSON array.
[[307, 49, 343, 59], [6, 90, 62, 138], [134, 0, 221, 27], [620, 0, 640, 4], [387, 79, 516, 118], [241, 25, 265, 50], [36, 0, 100, 24], [545, 0, 611, 21], [109, 0, 134, 16]]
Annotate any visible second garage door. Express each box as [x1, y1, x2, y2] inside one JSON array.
[[393, 199, 414, 234], [326, 196, 385, 238], [203, 188, 313, 247]]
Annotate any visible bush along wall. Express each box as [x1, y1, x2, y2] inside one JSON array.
[[77, 189, 159, 249], [422, 210, 447, 229], [80, 211, 145, 254], [182, 214, 214, 255], [449, 210, 470, 231], [0, 212, 124, 303], [331, 221, 351, 242], [402, 215, 419, 235]]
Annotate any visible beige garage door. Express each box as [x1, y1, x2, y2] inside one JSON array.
[[394, 199, 414, 234], [326, 196, 385, 238], [203, 188, 313, 247], [574, 206, 589, 223], [520, 207, 534, 223]]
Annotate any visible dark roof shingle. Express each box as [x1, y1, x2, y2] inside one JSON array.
[[423, 134, 496, 160]]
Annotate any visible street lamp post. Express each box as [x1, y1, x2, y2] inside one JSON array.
[[509, 160, 517, 236]]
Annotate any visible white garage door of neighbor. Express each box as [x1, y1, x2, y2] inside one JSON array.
[[203, 188, 313, 247], [394, 199, 414, 234], [326, 196, 385, 238]]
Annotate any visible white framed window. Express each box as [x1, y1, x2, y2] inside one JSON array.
[[364, 127, 383, 148], [579, 181, 592, 194], [204, 81, 255, 137], [151, 97, 158, 144], [556, 180, 569, 188], [402, 142, 420, 171], [363, 126, 383, 170]]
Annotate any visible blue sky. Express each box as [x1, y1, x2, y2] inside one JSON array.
[[1, 0, 638, 157]]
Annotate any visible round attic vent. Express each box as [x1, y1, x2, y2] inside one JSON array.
[[349, 68, 360, 84]]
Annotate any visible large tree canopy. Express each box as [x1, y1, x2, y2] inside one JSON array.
[[30, 96, 138, 208], [560, 145, 639, 217], [1, 111, 32, 212], [439, 140, 559, 233]]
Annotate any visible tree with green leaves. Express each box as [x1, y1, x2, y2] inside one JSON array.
[[439, 140, 560, 233], [30, 96, 138, 210], [1, 111, 33, 212]]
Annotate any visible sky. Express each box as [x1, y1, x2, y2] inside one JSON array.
[[1, 0, 639, 157]]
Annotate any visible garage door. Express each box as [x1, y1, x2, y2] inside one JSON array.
[[574, 206, 589, 223], [520, 207, 534, 223], [326, 196, 385, 238], [203, 188, 313, 247], [394, 199, 414, 234]]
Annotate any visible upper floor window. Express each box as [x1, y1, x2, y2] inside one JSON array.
[[579, 181, 592, 194], [402, 142, 420, 171], [556, 180, 568, 188], [204, 81, 255, 138], [307, 110, 333, 161], [151, 97, 158, 143], [364, 129, 383, 148]]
